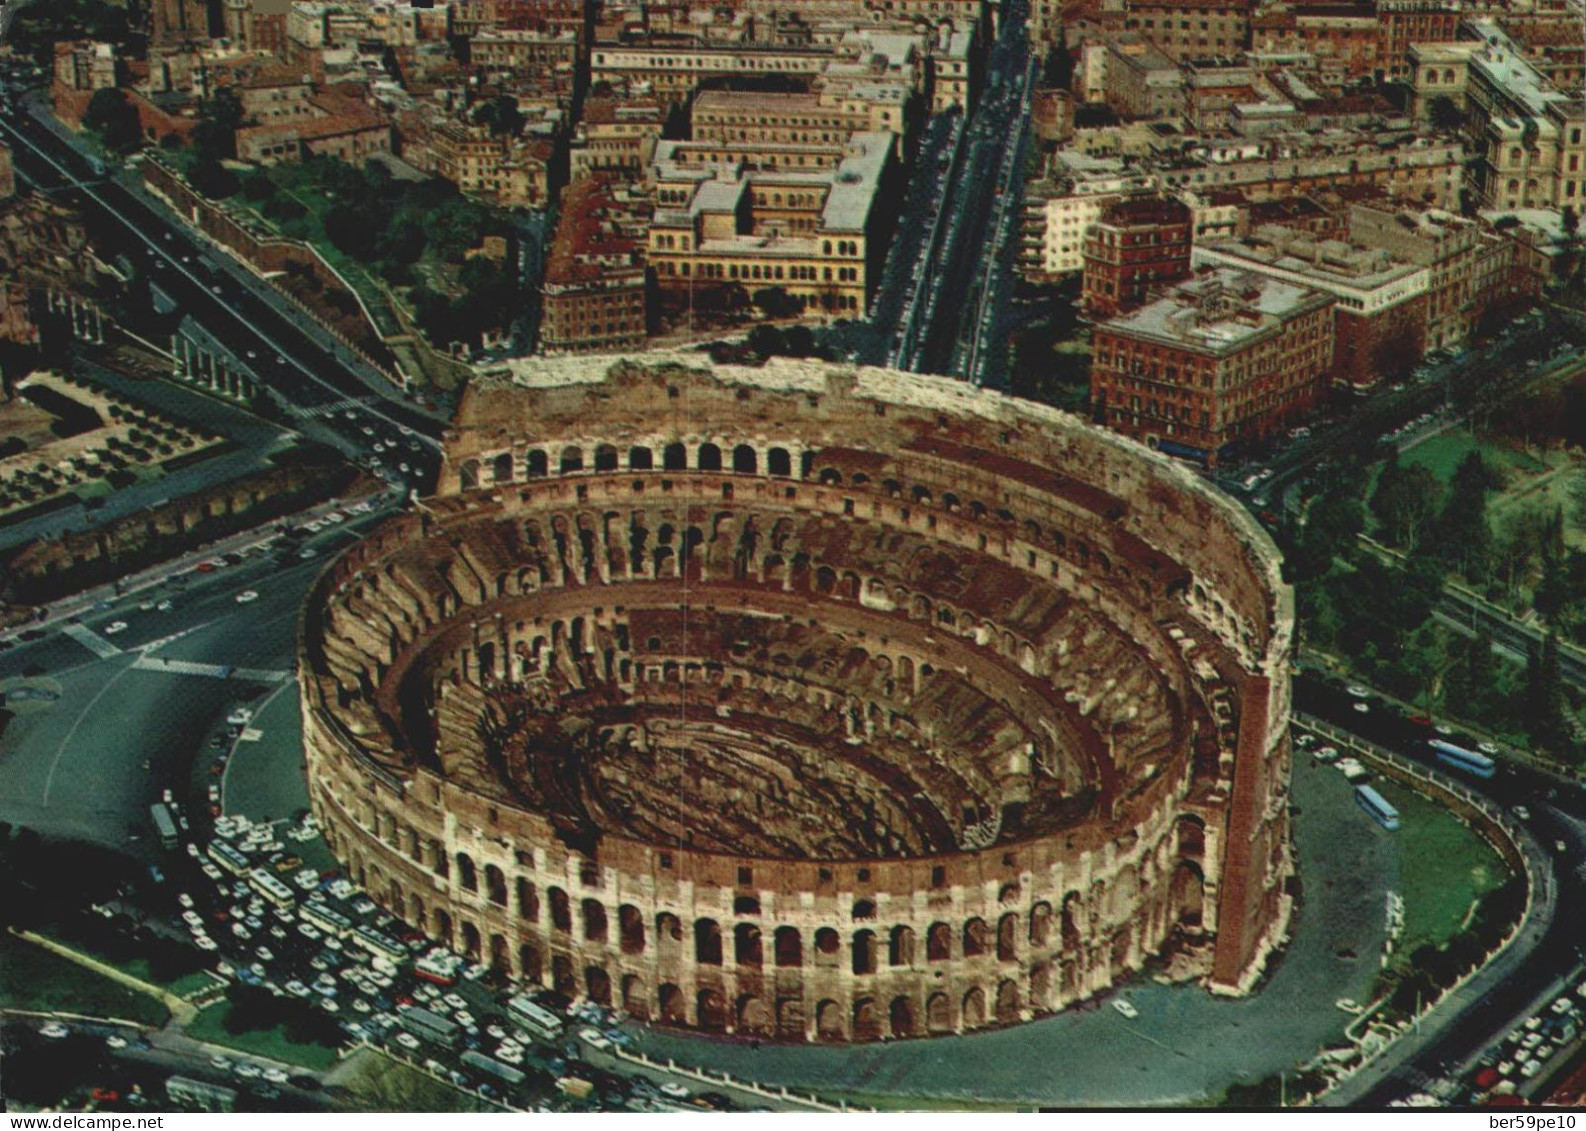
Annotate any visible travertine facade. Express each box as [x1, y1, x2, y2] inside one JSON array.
[[300, 356, 1295, 1042]]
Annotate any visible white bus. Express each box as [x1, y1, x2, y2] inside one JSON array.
[[351, 925, 407, 965], [249, 869, 296, 908], [208, 840, 250, 876], [300, 901, 355, 938], [507, 993, 565, 1041]]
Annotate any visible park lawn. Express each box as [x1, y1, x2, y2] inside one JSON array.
[[1402, 430, 1549, 486], [1372, 778, 1509, 959], [184, 1002, 341, 1071], [1486, 455, 1586, 552], [0, 933, 169, 1027]]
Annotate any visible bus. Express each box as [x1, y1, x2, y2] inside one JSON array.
[[1355, 784, 1401, 831], [399, 1006, 461, 1049], [462, 1049, 526, 1088], [351, 925, 407, 965], [150, 803, 179, 850], [507, 993, 565, 1041], [1429, 740, 1496, 779], [300, 901, 355, 938], [208, 839, 250, 876], [415, 953, 461, 986], [249, 869, 296, 908]]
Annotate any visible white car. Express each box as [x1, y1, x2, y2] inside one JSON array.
[[660, 1082, 690, 1099], [195, 935, 218, 951], [1112, 999, 1139, 1020], [443, 992, 467, 1011], [105, 1033, 128, 1049], [395, 1032, 421, 1051], [263, 1068, 290, 1084], [496, 1045, 524, 1065], [234, 1063, 262, 1079], [104, 621, 129, 635], [1345, 684, 1370, 698], [235, 590, 259, 604], [182, 910, 204, 929], [156, 600, 174, 612], [579, 1028, 613, 1050], [39, 1022, 69, 1039], [256, 946, 274, 962]]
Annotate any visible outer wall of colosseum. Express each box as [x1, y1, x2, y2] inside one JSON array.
[[298, 356, 1295, 1043]]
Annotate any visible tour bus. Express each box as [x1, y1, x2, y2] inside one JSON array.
[[414, 953, 461, 986], [399, 1006, 461, 1049], [508, 993, 566, 1041], [1428, 740, 1496, 779], [462, 1049, 526, 1088], [208, 839, 250, 876], [150, 803, 179, 850], [1355, 784, 1401, 831], [249, 869, 296, 908], [351, 925, 407, 965], [300, 901, 356, 938]]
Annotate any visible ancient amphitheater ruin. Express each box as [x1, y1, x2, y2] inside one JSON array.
[[298, 355, 1296, 1043]]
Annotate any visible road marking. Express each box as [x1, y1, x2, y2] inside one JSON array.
[[61, 623, 123, 659], [40, 658, 135, 806]]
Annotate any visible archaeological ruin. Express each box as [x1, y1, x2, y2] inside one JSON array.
[[298, 355, 1296, 1042]]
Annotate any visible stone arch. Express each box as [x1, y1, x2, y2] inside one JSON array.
[[628, 445, 653, 470], [1172, 860, 1206, 928], [1030, 901, 1053, 948], [852, 929, 877, 975], [485, 863, 506, 906], [1060, 892, 1084, 949], [552, 955, 575, 998], [460, 920, 482, 961], [962, 986, 987, 1029], [663, 441, 687, 470], [586, 965, 612, 1005], [517, 877, 538, 921], [658, 983, 686, 1024], [622, 974, 648, 1019], [732, 444, 758, 473], [518, 941, 542, 982], [583, 898, 608, 943], [456, 852, 477, 892], [814, 927, 841, 966], [560, 445, 584, 473], [434, 908, 453, 946], [767, 447, 792, 476], [697, 987, 728, 1031], [489, 932, 510, 972], [852, 996, 882, 1041], [459, 459, 481, 490], [738, 995, 773, 1035], [995, 979, 1020, 1024], [549, 886, 571, 932], [1110, 865, 1140, 921], [889, 995, 916, 1037], [695, 918, 723, 965], [927, 922, 952, 961], [997, 912, 1019, 961], [492, 452, 513, 483], [619, 904, 646, 954], [815, 999, 844, 1040], [1177, 813, 1207, 860], [698, 442, 723, 471], [774, 926, 803, 967], [926, 991, 952, 1033], [963, 917, 989, 958], [735, 923, 763, 966], [593, 443, 618, 471], [889, 925, 916, 966]]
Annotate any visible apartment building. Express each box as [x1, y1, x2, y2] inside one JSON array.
[[540, 175, 651, 355], [1082, 195, 1195, 316], [1090, 267, 1335, 463]]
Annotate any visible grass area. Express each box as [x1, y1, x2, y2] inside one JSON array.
[[184, 1002, 341, 1071], [166, 971, 221, 999], [329, 1049, 496, 1112], [823, 1089, 1023, 1113], [0, 933, 169, 1027], [1402, 429, 1549, 485], [1372, 778, 1509, 959]]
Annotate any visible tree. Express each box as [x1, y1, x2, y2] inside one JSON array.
[[1370, 452, 1442, 550], [472, 94, 525, 138], [323, 202, 383, 260], [191, 86, 246, 161], [751, 286, 800, 319], [1427, 95, 1463, 134], [186, 156, 238, 199], [1429, 451, 1499, 580], [83, 88, 141, 152]]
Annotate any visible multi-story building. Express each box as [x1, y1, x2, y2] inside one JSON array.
[[234, 85, 392, 165], [468, 26, 581, 77], [1124, 0, 1252, 63], [1377, 0, 1460, 80], [540, 174, 650, 356], [1082, 195, 1194, 315], [1345, 203, 1527, 351], [1193, 224, 1429, 385], [1249, 1, 1379, 83], [646, 131, 895, 318], [1021, 152, 1159, 278], [691, 88, 912, 151], [431, 120, 554, 207], [0, 140, 13, 202], [1090, 267, 1334, 463], [1097, 34, 1185, 122], [568, 97, 664, 180]]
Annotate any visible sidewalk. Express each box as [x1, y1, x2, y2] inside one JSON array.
[[12, 927, 194, 1025]]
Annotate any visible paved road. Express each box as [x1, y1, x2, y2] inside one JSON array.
[[1294, 678, 1586, 1107]]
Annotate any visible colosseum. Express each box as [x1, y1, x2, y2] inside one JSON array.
[[299, 354, 1296, 1043]]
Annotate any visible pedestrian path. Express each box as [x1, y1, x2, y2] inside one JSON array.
[[62, 623, 123, 659]]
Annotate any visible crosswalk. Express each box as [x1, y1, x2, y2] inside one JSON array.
[[288, 393, 379, 421], [62, 623, 123, 659], [131, 655, 292, 682]]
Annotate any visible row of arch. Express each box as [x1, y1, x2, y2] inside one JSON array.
[[458, 442, 803, 489]]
